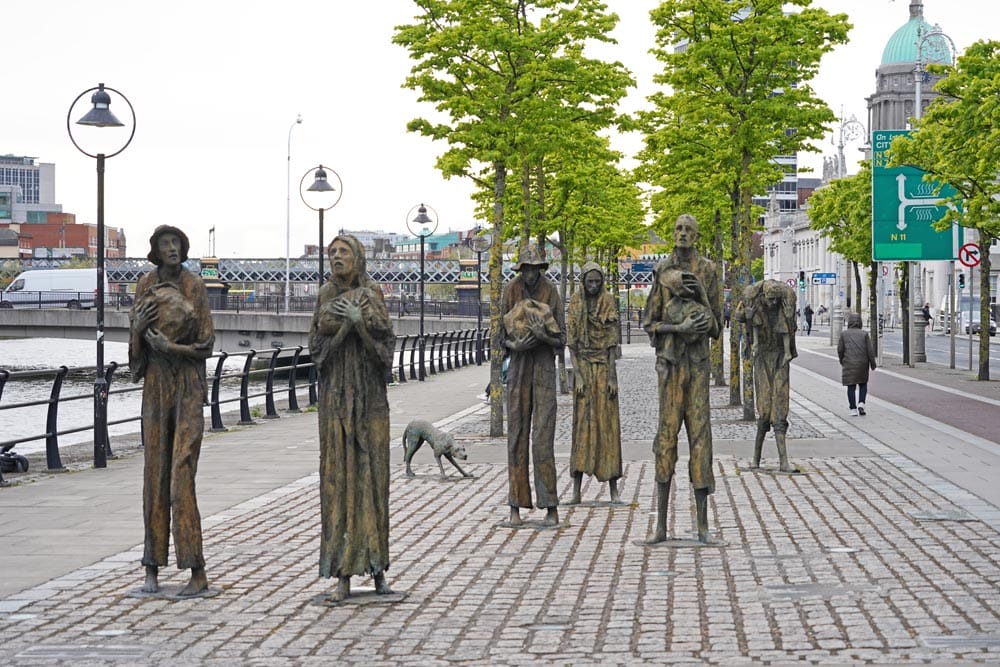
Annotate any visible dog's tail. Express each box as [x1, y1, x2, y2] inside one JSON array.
[[401, 422, 410, 449]]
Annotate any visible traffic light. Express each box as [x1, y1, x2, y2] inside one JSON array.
[[798, 270, 806, 292], [958, 273, 966, 289]]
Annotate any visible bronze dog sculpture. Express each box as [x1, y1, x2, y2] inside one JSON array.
[[402, 420, 473, 479]]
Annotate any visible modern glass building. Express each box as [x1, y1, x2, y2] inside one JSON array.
[[0, 154, 55, 207]]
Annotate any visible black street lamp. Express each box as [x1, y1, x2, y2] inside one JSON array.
[[299, 165, 343, 292], [67, 82, 135, 470], [406, 203, 439, 380], [467, 229, 493, 364]]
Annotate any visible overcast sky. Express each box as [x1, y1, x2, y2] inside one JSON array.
[[2, 1, 992, 259]]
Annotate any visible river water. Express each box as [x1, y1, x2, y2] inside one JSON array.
[[0, 338, 275, 457]]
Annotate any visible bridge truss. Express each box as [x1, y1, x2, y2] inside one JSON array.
[[13, 258, 655, 286]]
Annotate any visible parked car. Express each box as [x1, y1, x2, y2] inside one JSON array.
[[958, 311, 997, 336]]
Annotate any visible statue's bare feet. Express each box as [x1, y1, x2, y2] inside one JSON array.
[[141, 565, 159, 593], [374, 572, 392, 595], [543, 507, 559, 527], [508, 507, 523, 526], [779, 462, 794, 473], [645, 528, 667, 545], [609, 480, 621, 504], [177, 566, 208, 597], [332, 576, 351, 602], [565, 494, 581, 506], [751, 460, 761, 469]]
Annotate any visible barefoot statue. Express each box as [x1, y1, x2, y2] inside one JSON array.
[[641, 214, 722, 544], [735, 280, 798, 472], [499, 245, 565, 528], [566, 262, 623, 505], [309, 235, 396, 602], [129, 225, 215, 597]]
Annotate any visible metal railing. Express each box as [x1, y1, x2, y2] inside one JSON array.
[[0, 326, 489, 484]]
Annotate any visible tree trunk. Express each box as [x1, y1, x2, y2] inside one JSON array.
[[853, 261, 863, 314], [489, 161, 508, 438], [978, 238, 992, 381], [728, 204, 743, 407], [711, 209, 726, 386]]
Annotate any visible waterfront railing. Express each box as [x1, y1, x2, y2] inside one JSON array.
[[0, 327, 490, 484]]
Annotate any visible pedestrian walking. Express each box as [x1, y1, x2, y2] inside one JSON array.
[[837, 312, 876, 416], [803, 304, 814, 335]]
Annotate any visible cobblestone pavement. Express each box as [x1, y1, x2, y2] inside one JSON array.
[[1, 344, 999, 665]]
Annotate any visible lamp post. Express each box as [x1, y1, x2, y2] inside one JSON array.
[[467, 229, 493, 364], [67, 83, 135, 469], [285, 114, 302, 313], [299, 165, 343, 292], [406, 203, 439, 380]]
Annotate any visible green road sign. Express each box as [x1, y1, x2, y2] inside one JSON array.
[[871, 130, 962, 261]]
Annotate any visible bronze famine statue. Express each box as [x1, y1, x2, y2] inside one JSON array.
[[129, 225, 215, 597], [735, 280, 798, 472], [309, 235, 396, 602], [499, 245, 566, 528], [566, 262, 623, 505], [641, 214, 722, 544]]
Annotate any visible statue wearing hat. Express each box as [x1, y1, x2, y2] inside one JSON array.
[[499, 245, 565, 527], [129, 225, 215, 597]]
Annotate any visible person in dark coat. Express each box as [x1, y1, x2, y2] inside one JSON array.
[[803, 304, 814, 335], [837, 312, 876, 416]]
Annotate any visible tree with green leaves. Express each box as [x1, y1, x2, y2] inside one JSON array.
[[638, 0, 850, 416], [888, 40, 1000, 381], [394, 0, 634, 435], [807, 162, 879, 350]]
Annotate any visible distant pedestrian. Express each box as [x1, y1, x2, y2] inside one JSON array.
[[922, 302, 932, 331], [803, 304, 814, 336], [837, 312, 876, 416], [723, 301, 731, 328]]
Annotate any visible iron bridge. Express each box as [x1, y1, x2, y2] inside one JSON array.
[[13, 258, 655, 285]]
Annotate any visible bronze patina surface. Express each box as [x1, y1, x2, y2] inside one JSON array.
[[498, 245, 566, 528], [735, 279, 799, 472], [129, 225, 215, 597], [309, 234, 396, 602], [566, 262, 622, 505], [641, 214, 721, 544]]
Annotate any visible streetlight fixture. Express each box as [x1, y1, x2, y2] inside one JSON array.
[[67, 82, 136, 469], [285, 114, 302, 313], [467, 228, 492, 364], [406, 203, 439, 380], [299, 164, 343, 292]]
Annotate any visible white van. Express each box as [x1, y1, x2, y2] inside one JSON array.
[[1, 268, 107, 309], [938, 294, 982, 332]]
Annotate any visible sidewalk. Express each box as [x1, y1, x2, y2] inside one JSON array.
[[1, 340, 998, 665]]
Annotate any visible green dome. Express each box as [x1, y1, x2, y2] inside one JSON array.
[[881, 17, 952, 66]]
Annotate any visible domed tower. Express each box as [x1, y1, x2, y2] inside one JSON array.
[[867, 0, 953, 131]]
